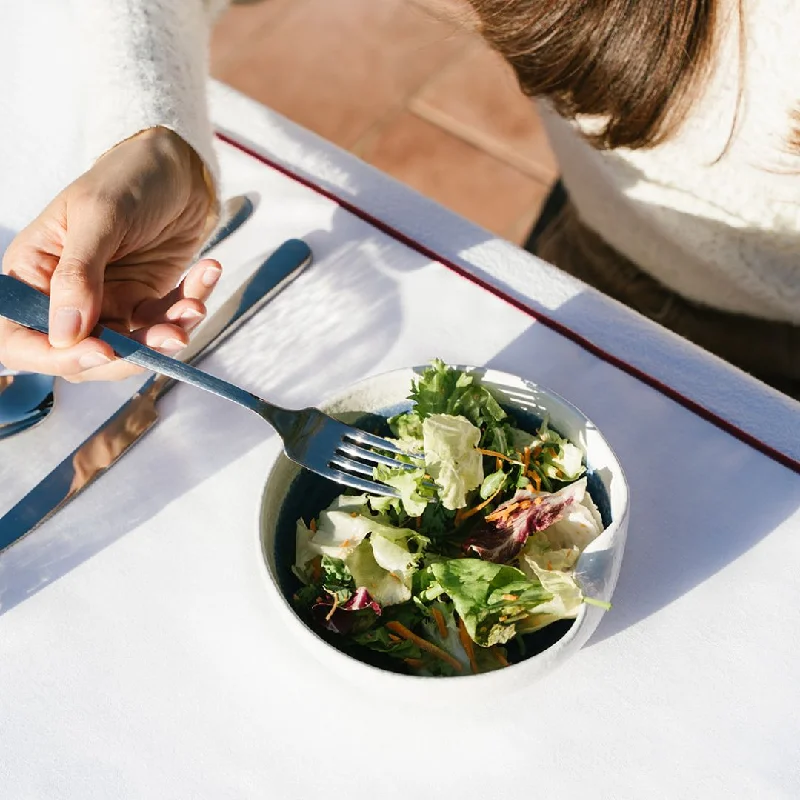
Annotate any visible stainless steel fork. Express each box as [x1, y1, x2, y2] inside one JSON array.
[[0, 274, 414, 497]]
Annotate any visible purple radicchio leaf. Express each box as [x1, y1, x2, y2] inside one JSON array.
[[312, 587, 382, 635], [463, 482, 584, 563]]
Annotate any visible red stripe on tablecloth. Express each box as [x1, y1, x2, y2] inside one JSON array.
[[215, 131, 800, 476]]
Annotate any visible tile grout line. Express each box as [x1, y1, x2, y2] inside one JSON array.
[[407, 99, 557, 183]]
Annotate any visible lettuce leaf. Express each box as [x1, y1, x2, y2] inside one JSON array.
[[373, 463, 433, 517], [293, 510, 372, 575], [516, 562, 583, 632], [517, 420, 586, 484], [388, 410, 424, 443], [409, 360, 516, 456], [521, 478, 603, 557], [422, 414, 483, 510], [428, 559, 552, 647]]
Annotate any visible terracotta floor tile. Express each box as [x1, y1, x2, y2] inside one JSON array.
[[410, 41, 558, 182], [210, 0, 303, 72], [358, 110, 550, 237], [212, 0, 470, 150]]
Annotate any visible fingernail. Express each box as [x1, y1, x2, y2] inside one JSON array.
[[179, 308, 204, 322], [51, 308, 82, 347], [201, 266, 221, 288], [159, 338, 185, 355], [78, 352, 112, 370]]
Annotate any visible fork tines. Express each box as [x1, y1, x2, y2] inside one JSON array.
[[327, 429, 423, 497]]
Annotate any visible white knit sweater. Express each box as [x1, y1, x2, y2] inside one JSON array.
[[75, 0, 228, 186], [540, 0, 800, 324]]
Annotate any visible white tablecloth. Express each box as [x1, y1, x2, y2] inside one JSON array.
[[1, 75, 799, 799]]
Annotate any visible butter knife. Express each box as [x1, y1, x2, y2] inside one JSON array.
[[0, 238, 312, 552], [199, 194, 256, 257]]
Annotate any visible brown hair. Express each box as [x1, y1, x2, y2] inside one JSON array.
[[468, 0, 720, 150]]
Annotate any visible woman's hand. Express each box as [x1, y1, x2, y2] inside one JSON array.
[[0, 127, 221, 381]]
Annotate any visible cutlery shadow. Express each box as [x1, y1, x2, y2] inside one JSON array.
[[0, 208, 426, 614]]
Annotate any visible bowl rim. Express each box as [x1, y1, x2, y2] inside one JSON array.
[[257, 364, 630, 688]]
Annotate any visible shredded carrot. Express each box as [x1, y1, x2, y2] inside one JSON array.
[[457, 617, 479, 674], [310, 556, 322, 582], [477, 448, 523, 465], [523, 446, 531, 469], [309, 518, 317, 532], [495, 456, 502, 472], [403, 658, 425, 669], [385, 622, 462, 672], [533, 497, 543, 506], [485, 501, 518, 522], [324, 593, 340, 622], [492, 648, 509, 668], [350, 512, 359, 518], [458, 483, 505, 522], [388, 633, 402, 643], [431, 607, 447, 640], [501, 594, 519, 602], [528, 471, 542, 492]]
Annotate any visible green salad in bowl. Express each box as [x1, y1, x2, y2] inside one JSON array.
[[261, 361, 627, 684]]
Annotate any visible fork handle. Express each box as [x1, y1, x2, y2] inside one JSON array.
[[0, 274, 278, 420], [97, 327, 276, 417]]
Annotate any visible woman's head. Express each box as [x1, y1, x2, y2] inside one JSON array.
[[468, 0, 720, 150]]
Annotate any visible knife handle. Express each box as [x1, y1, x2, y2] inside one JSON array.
[[0, 238, 312, 392], [198, 194, 257, 257]]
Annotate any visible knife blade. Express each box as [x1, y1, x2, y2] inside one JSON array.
[[0, 238, 312, 553]]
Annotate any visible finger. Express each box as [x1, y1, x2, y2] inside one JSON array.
[[66, 322, 191, 383], [180, 258, 222, 303], [65, 358, 144, 383], [131, 322, 190, 355], [164, 298, 207, 332], [49, 205, 120, 349], [0, 319, 115, 377], [132, 259, 221, 327]]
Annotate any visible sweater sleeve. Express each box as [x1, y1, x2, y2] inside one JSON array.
[[76, 0, 229, 191]]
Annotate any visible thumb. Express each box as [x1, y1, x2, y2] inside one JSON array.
[[48, 212, 117, 348]]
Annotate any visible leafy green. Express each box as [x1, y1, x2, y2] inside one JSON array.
[[513, 419, 586, 483], [408, 359, 473, 419], [479, 468, 507, 500], [373, 464, 433, 517], [422, 414, 483, 510], [418, 501, 457, 539], [428, 560, 552, 647], [319, 555, 355, 604], [347, 540, 412, 605], [408, 360, 517, 457], [388, 410, 424, 442]]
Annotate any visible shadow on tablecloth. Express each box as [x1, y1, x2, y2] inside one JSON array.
[[485, 298, 800, 645]]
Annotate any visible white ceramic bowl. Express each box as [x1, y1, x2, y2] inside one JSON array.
[[259, 366, 629, 698]]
